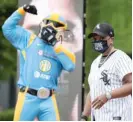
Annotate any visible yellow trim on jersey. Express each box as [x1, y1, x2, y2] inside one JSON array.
[[51, 94, 60, 121], [27, 34, 36, 47], [13, 87, 28, 121], [55, 45, 76, 64], [21, 34, 36, 60], [21, 50, 26, 60], [17, 7, 26, 15]]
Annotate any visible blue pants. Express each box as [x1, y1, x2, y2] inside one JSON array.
[[13, 90, 60, 121]]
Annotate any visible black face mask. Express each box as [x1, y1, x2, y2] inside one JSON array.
[[92, 40, 109, 53], [40, 26, 57, 46]]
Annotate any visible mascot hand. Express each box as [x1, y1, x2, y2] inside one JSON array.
[[23, 4, 37, 15]]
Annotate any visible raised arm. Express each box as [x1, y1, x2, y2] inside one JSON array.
[[2, 7, 32, 50], [2, 5, 37, 50], [55, 45, 76, 72]]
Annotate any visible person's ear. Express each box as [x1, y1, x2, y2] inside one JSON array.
[[110, 37, 114, 45], [111, 37, 114, 41]]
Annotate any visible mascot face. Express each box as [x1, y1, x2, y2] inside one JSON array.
[[39, 13, 71, 43]]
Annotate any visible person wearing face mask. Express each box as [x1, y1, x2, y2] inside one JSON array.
[[81, 23, 132, 121], [2, 4, 76, 121]]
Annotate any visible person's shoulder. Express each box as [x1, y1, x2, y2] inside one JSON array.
[[116, 49, 126, 54], [91, 54, 101, 65], [116, 49, 130, 57], [115, 49, 131, 60]]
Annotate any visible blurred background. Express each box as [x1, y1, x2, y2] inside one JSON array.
[[0, 0, 131, 121]]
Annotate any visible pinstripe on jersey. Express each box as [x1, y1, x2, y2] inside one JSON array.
[[88, 49, 132, 121]]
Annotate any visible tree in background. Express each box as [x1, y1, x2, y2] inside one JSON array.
[[0, 0, 17, 80], [0, 0, 17, 108]]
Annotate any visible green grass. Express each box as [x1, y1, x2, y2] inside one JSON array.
[[0, 109, 14, 121]]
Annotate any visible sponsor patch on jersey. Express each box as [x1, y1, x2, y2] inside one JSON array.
[[34, 71, 50, 80], [37, 43, 43, 47], [39, 60, 51, 72], [38, 50, 43, 56], [34, 71, 40, 78]]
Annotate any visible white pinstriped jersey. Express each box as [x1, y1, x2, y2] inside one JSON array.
[[88, 49, 132, 121]]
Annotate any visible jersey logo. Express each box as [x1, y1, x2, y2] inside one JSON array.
[[38, 50, 43, 56], [39, 60, 51, 72], [100, 70, 110, 85], [34, 71, 50, 80]]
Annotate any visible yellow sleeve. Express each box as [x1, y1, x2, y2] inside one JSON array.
[[17, 7, 26, 15], [54, 45, 76, 64]]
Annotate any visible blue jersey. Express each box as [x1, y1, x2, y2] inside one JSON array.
[[2, 7, 76, 90], [17, 52, 25, 87]]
